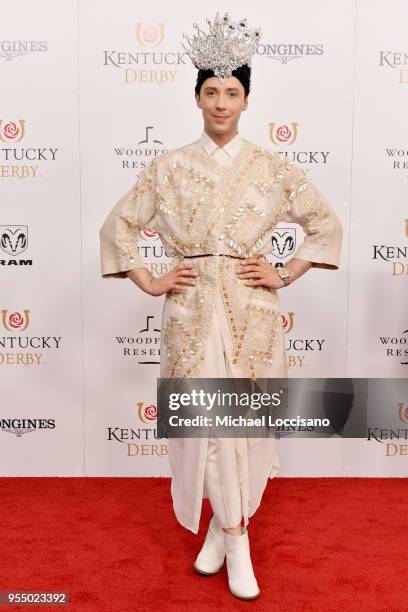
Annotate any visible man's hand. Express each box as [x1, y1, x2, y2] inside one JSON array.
[[235, 258, 285, 289], [236, 257, 314, 289], [127, 262, 199, 296]]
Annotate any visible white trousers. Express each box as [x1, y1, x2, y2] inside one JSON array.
[[198, 283, 281, 531], [204, 436, 243, 529], [167, 261, 281, 534]]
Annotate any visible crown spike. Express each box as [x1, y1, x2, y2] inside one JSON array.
[[181, 13, 262, 82]]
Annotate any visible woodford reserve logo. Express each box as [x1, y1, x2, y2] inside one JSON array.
[[106, 400, 167, 457], [378, 329, 408, 366], [0, 119, 59, 179], [0, 309, 62, 365], [103, 20, 185, 84], [114, 126, 167, 171], [115, 314, 161, 364]]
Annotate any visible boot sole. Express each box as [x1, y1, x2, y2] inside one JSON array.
[[229, 587, 261, 601], [193, 561, 224, 576]]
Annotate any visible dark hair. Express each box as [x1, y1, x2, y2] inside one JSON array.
[[194, 64, 251, 97]]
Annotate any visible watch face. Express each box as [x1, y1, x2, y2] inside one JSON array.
[[278, 267, 290, 278]]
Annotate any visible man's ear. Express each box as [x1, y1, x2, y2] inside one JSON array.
[[243, 96, 249, 111], [195, 93, 202, 109]]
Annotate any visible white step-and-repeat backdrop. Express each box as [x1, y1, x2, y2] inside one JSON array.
[[1, 0, 407, 477]]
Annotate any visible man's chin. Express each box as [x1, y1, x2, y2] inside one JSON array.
[[209, 123, 230, 134]]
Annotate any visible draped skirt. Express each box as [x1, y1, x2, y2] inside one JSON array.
[[166, 282, 284, 534]]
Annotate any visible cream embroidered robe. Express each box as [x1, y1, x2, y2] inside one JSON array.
[[99, 137, 343, 533]]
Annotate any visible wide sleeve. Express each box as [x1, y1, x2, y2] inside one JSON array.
[[99, 158, 158, 278], [279, 162, 343, 269]]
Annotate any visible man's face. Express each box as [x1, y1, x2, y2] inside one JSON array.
[[195, 76, 248, 137]]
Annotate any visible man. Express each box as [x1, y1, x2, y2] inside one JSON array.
[[99, 13, 343, 601]]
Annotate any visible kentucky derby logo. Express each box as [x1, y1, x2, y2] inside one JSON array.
[[0, 225, 28, 256], [140, 227, 159, 240], [398, 402, 408, 424], [135, 22, 165, 47], [1, 309, 30, 331], [281, 312, 294, 334], [271, 228, 296, 259], [0, 119, 25, 142], [269, 122, 298, 145], [378, 50, 408, 84], [137, 402, 157, 423]]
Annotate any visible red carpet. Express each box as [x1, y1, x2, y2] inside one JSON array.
[[0, 477, 407, 611]]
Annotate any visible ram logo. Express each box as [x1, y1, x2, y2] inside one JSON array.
[[0, 225, 28, 256], [271, 228, 296, 259]]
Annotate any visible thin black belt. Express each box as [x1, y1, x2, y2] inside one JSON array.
[[180, 253, 264, 260]]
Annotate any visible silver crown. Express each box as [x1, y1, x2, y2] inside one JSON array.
[[182, 12, 262, 84]]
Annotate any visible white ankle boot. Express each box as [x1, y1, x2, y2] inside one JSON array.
[[224, 527, 260, 600], [194, 515, 226, 575]]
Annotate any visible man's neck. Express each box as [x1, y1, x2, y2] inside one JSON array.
[[204, 128, 239, 148]]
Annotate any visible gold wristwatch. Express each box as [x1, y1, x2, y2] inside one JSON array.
[[276, 265, 291, 287]]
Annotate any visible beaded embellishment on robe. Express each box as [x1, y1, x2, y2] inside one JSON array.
[[101, 137, 342, 378]]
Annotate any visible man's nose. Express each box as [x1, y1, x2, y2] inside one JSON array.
[[216, 96, 227, 109]]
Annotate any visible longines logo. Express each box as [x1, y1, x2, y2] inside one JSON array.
[[282, 312, 326, 368], [379, 329, 408, 365], [0, 309, 62, 365], [0, 40, 48, 62], [371, 219, 408, 275], [378, 50, 408, 84], [0, 418, 55, 437], [115, 314, 160, 364], [0, 119, 59, 178], [271, 227, 296, 259], [268, 122, 329, 164], [107, 400, 167, 458], [0, 225, 33, 267], [257, 42, 324, 64], [103, 20, 184, 84], [115, 126, 168, 171]]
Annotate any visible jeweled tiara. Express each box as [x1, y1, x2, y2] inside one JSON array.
[[182, 12, 262, 84]]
